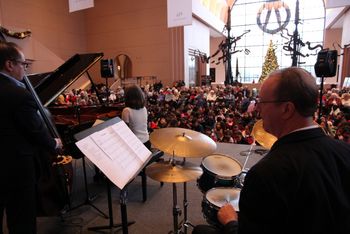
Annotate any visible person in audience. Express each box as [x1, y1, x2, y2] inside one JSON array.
[[341, 92, 350, 105], [207, 89, 217, 105], [335, 121, 350, 144], [193, 67, 350, 233], [0, 41, 63, 233]]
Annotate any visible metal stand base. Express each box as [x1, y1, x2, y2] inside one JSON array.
[[66, 156, 108, 218], [88, 181, 135, 234]]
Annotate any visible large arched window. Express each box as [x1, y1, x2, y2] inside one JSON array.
[[230, 0, 325, 83]]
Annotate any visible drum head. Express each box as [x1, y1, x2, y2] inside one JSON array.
[[205, 187, 241, 211], [202, 154, 242, 177]]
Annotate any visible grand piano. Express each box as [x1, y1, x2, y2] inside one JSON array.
[[28, 53, 124, 159], [28, 53, 163, 206]]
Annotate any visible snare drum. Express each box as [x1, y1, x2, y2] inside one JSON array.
[[202, 187, 241, 228], [197, 154, 242, 192]]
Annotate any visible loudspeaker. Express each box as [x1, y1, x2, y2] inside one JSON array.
[[100, 59, 114, 78], [314, 49, 337, 77]]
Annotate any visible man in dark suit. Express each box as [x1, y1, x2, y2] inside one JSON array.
[[193, 67, 350, 233], [0, 41, 62, 233]]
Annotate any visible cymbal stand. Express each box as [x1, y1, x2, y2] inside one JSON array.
[[169, 151, 182, 234], [170, 182, 181, 234], [242, 144, 254, 170], [239, 144, 254, 188], [180, 158, 194, 234]]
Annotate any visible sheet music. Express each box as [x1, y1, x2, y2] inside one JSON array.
[[76, 121, 152, 189]]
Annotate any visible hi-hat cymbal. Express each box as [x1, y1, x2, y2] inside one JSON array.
[[146, 160, 203, 183], [252, 119, 277, 150], [150, 128, 217, 157]]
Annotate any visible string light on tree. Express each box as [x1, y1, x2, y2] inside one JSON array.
[[259, 40, 279, 83]]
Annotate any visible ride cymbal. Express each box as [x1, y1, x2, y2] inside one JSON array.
[[146, 160, 203, 183], [150, 128, 217, 157], [252, 119, 277, 150]]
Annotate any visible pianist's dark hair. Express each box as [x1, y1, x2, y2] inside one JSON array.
[[0, 41, 21, 70], [124, 84, 145, 110]]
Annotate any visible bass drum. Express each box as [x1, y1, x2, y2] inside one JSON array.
[[197, 154, 242, 193], [201, 187, 241, 228]]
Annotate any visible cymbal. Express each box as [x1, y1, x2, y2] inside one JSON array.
[[150, 128, 217, 157], [252, 119, 277, 150], [146, 160, 203, 183]]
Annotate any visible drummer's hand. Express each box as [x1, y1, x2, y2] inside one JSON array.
[[217, 203, 238, 225]]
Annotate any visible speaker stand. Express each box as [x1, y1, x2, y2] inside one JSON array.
[[317, 75, 325, 123]]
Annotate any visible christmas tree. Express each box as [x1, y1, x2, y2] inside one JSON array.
[[259, 40, 279, 83]]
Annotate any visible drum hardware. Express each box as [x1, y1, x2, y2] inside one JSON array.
[[149, 128, 216, 233], [242, 144, 253, 171], [236, 144, 255, 188], [146, 158, 203, 234], [238, 170, 248, 188], [181, 158, 195, 234], [254, 149, 269, 155], [252, 119, 277, 150], [202, 187, 241, 228]]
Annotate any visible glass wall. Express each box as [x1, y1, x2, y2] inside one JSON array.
[[230, 0, 325, 83]]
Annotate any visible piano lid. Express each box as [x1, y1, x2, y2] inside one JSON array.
[[27, 53, 104, 106]]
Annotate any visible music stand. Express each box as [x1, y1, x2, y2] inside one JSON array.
[[65, 105, 108, 219], [87, 179, 135, 233], [74, 117, 136, 233]]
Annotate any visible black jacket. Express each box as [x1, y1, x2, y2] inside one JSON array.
[[235, 128, 350, 233], [0, 74, 56, 188]]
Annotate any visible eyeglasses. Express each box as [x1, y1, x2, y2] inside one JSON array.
[[12, 60, 30, 69]]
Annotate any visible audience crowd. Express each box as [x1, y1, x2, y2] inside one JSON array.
[[54, 80, 350, 145]]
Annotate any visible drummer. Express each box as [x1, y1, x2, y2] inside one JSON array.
[[193, 67, 350, 233]]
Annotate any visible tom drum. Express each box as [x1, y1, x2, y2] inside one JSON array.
[[201, 187, 241, 228], [197, 154, 242, 192]]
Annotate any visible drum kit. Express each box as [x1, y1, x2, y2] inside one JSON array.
[[146, 122, 276, 233]]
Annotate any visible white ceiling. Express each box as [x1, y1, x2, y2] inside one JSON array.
[[325, 0, 350, 29], [325, 0, 350, 9]]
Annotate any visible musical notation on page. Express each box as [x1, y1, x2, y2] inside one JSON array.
[[76, 121, 152, 189]]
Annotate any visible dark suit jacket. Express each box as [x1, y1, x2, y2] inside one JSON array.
[[235, 128, 350, 233], [0, 73, 56, 189]]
